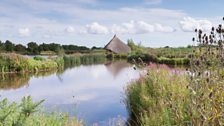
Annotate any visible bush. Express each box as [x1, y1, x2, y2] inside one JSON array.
[[127, 52, 157, 63], [0, 53, 29, 73], [0, 96, 83, 126], [33, 56, 45, 61], [0, 53, 63, 73], [156, 57, 189, 65]]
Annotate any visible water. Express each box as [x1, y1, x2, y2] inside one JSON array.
[[0, 61, 140, 125]]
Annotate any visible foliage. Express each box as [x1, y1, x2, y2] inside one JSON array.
[[157, 57, 189, 65], [126, 64, 190, 126], [62, 44, 90, 54], [28, 57, 62, 72], [4, 40, 14, 52], [14, 44, 26, 54], [33, 56, 45, 61], [127, 39, 190, 65], [0, 96, 83, 126], [0, 53, 30, 73], [127, 53, 157, 63], [27, 42, 39, 55], [0, 40, 91, 55], [126, 17, 224, 126], [187, 18, 224, 125], [0, 53, 63, 73], [148, 47, 192, 59], [127, 39, 145, 54]]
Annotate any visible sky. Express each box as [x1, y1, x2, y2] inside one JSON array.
[[0, 0, 223, 47]]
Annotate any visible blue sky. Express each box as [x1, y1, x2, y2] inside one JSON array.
[[0, 0, 223, 47]]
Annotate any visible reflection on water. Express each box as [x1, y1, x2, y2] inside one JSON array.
[[0, 60, 140, 125]]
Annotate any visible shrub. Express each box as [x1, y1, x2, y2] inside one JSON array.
[[33, 56, 45, 61], [0, 96, 83, 126], [127, 52, 157, 63], [0, 53, 29, 73], [156, 57, 189, 65]]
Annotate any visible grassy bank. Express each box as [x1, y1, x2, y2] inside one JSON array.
[[126, 64, 191, 126], [0, 53, 108, 73], [0, 96, 83, 126], [127, 53, 190, 65], [126, 63, 224, 126], [0, 53, 63, 73]]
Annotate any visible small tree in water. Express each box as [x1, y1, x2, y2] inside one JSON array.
[[189, 17, 224, 125]]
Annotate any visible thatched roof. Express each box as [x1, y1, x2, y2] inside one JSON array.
[[104, 35, 131, 54]]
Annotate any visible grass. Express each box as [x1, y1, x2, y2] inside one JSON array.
[[125, 64, 192, 126], [157, 57, 189, 65], [0, 53, 107, 73], [0, 53, 64, 73], [147, 47, 193, 59], [40, 51, 56, 55], [126, 63, 224, 126], [127, 52, 189, 65]]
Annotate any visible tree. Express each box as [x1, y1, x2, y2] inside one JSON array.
[[127, 39, 144, 53], [5, 40, 14, 52], [15, 44, 26, 53], [0, 40, 5, 52], [27, 42, 39, 54]]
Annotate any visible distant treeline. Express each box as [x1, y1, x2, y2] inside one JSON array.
[[0, 40, 103, 55]]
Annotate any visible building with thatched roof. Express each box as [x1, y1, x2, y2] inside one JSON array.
[[104, 35, 131, 54]]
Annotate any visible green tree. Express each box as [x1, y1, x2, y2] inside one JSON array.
[[5, 40, 14, 52], [127, 39, 144, 53], [0, 40, 5, 52], [27, 42, 39, 54], [15, 44, 26, 53]]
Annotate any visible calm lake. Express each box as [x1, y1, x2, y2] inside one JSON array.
[[0, 60, 140, 125]]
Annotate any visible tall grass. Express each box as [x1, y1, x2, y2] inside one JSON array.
[[0, 53, 63, 73], [125, 64, 191, 126], [126, 18, 224, 126], [127, 53, 189, 65], [0, 53, 29, 73]]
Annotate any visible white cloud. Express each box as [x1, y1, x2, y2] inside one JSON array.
[[122, 20, 154, 34], [136, 21, 155, 33], [111, 21, 174, 34], [86, 22, 109, 34], [111, 24, 127, 34], [85, 21, 174, 35], [155, 23, 175, 32], [18, 28, 30, 37], [180, 17, 212, 32], [65, 26, 75, 33]]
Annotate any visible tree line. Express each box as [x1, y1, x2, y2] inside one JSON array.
[[0, 40, 102, 55]]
